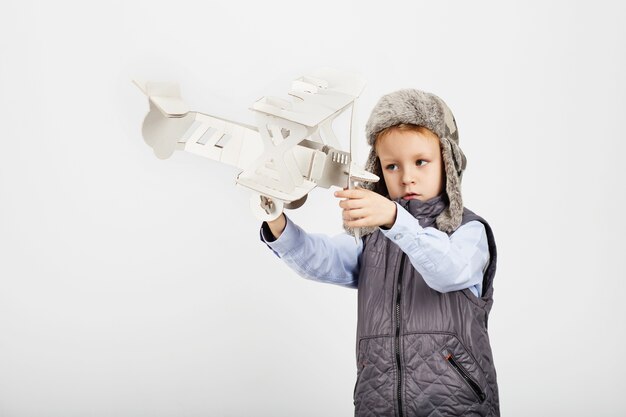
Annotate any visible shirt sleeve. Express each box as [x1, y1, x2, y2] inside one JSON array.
[[379, 202, 489, 298], [259, 215, 362, 288]]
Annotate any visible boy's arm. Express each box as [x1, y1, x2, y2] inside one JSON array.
[[380, 203, 489, 297], [260, 214, 362, 288]]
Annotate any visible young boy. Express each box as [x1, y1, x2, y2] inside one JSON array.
[[260, 89, 499, 416]]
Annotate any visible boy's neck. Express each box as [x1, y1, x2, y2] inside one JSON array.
[[394, 192, 449, 219]]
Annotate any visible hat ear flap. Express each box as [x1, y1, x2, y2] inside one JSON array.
[[437, 138, 464, 233], [449, 139, 467, 178], [362, 149, 386, 196]]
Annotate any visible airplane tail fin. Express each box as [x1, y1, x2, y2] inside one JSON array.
[[134, 79, 194, 159], [133, 80, 189, 118]]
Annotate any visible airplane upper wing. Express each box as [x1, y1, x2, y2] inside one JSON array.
[[251, 68, 367, 127]]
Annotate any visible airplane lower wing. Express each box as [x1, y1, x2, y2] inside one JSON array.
[[178, 113, 263, 170]]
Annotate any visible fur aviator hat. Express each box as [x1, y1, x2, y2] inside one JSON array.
[[348, 89, 467, 236]]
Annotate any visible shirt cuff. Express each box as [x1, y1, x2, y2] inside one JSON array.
[[259, 215, 304, 258], [379, 202, 435, 270], [379, 202, 424, 239]]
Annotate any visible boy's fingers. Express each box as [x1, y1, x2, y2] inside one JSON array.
[[334, 189, 365, 199], [343, 208, 366, 220], [339, 199, 362, 209]]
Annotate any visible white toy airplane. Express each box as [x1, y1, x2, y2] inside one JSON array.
[[134, 68, 378, 240]]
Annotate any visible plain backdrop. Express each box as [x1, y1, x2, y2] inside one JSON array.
[[1, 1, 625, 416]]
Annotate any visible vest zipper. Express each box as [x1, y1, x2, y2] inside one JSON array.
[[443, 352, 486, 403], [395, 253, 406, 417]]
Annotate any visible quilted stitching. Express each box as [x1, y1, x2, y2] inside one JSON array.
[[354, 336, 396, 417], [354, 333, 489, 417], [402, 333, 486, 416]]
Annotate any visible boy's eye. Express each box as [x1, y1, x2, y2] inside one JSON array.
[[385, 164, 398, 171], [416, 160, 428, 167]]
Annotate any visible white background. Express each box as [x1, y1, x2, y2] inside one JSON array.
[[1, 1, 625, 416]]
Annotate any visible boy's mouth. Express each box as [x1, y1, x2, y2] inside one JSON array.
[[402, 192, 421, 200]]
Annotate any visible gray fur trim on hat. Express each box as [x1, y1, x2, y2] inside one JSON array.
[[344, 89, 467, 236]]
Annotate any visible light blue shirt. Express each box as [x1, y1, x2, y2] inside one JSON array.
[[261, 202, 489, 298]]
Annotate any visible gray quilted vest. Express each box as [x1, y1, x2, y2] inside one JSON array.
[[353, 193, 499, 417]]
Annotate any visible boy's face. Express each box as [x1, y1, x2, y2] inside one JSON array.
[[375, 128, 445, 202]]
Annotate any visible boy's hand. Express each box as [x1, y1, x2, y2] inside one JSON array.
[[334, 187, 397, 229]]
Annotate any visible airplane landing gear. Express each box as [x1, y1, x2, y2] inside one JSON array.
[[250, 194, 284, 222]]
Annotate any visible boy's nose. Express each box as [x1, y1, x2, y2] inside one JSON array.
[[402, 172, 416, 185]]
